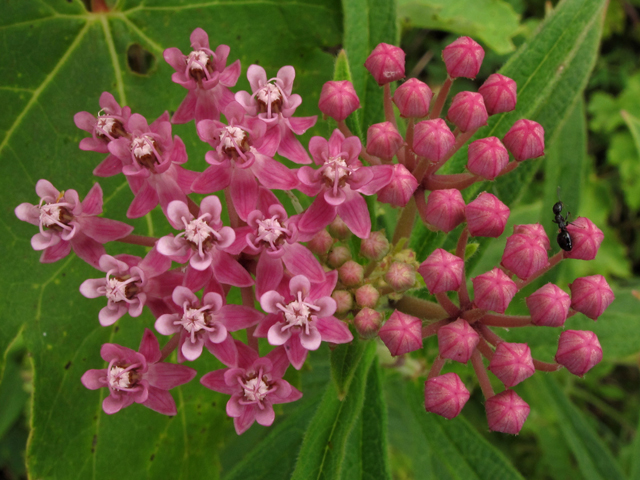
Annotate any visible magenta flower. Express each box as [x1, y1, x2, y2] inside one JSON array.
[[501, 233, 550, 280], [465, 192, 510, 237], [378, 310, 423, 356], [424, 189, 466, 233], [245, 204, 325, 297], [235, 65, 316, 164], [79, 250, 179, 326], [442, 36, 485, 79], [297, 129, 393, 239], [364, 42, 406, 85], [192, 102, 298, 220], [393, 78, 432, 118], [81, 329, 196, 415], [555, 330, 602, 376], [419, 248, 464, 294], [155, 286, 263, 365], [15, 180, 133, 268], [486, 390, 530, 434], [318, 80, 360, 121], [201, 342, 302, 434], [438, 318, 480, 363], [526, 283, 571, 327], [425, 373, 470, 419], [256, 274, 352, 369], [163, 28, 240, 123], [472, 268, 518, 313], [107, 112, 198, 218], [488, 342, 535, 387], [564, 217, 604, 260], [569, 275, 614, 320]]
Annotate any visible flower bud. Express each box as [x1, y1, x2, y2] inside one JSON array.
[[488, 342, 535, 387], [378, 310, 423, 356], [478, 73, 517, 115], [327, 245, 352, 268], [447, 91, 488, 132], [307, 229, 333, 255], [366, 122, 403, 159], [501, 233, 550, 280], [485, 390, 530, 434], [465, 193, 510, 238], [472, 268, 517, 313], [526, 283, 571, 327], [425, 373, 470, 419], [393, 78, 432, 118], [332, 290, 354, 314], [514, 223, 550, 251], [354, 308, 383, 339], [360, 231, 390, 260], [413, 119, 456, 162], [503, 119, 545, 161], [329, 216, 351, 240], [569, 275, 614, 320], [466, 137, 509, 180], [418, 248, 464, 294], [565, 217, 604, 261], [437, 318, 479, 363], [318, 80, 360, 121], [339, 260, 364, 287], [364, 42, 406, 85], [355, 284, 380, 308], [424, 189, 466, 233], [555, 330, 602, 376], [442, 36, 484, 79], [377, 163, 419, 207], [384, 262, 416, 292]]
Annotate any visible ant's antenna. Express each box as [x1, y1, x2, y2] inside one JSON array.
[[556, 185, 563, 202]]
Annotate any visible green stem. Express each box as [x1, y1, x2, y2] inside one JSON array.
[[391, 196, 417, 244]]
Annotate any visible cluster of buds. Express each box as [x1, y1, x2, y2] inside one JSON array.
[[16, 29, 613, 437]]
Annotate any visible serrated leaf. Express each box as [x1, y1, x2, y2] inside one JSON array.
[[291, 341, 376, 480]]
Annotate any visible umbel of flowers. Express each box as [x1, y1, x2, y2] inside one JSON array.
[[15, 28, 614, 436]]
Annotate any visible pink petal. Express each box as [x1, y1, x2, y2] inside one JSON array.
[[93, 154, 123, 177], [254, 403, 276, 426], [80, 278, 106, 299], [142, 386, 177, 415], [309, 270, 338, 300], [286, 335, 308, 370], [281, 243, 325, 283], [195, 89, 219, 123], [172, 90, 197, 124], [183, 265, 212, 291], [357, 165, 394, 195], [138, 328, 162, 363], [163, 47, 186, 72], [309, 136, 329, 165], [226, 226, 251, 255], [172, 285, 198, 307], [300, 327, 322, 350], [206, 334, 238, 367], [82, 183, 103, 215], [260, 291, 285, 315], [316, 316, 353, 344], [77, 216, 133, 243], [14, 203, 39, 225], [234, 406, 257, 435], [230, 166, 258, 221], [126, 182, 159, 218], [103, 393, 132, 414], [288, 116, 317, 135], [211, 250, 254, 287], [153, 175, 187, 214], [69, 233, 105, 268], [174, 166, 199, 194], [236, 340, 260, 369], [166, 200, 192, 230], [252, 154, 298, 190], [157, 235, 189, 258], [139, 246, 171, 278], [336, 189, 371, 239], [155, 314, 181, 336], [199, 195, 223, 221], [254, 313, 280, 337], [145, 362, 196, 389], [268, 323, 292, 346], [35, 179, 59, 200], [220, 305, 263, 331], [81, 369, 107, 390], [168, 136, 188, 165], [278, 128, 312, 164], [247, 64, 267, 92], [220, 59, 241, 87], [298, 195, 336, 235], [200, 369, 237, 395], [314, 296, 337, 318], [256, 252, 284, 299], [74, 111, 96, 133], [99, 303, 128, 326]]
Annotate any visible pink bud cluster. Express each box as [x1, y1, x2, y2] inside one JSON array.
[[15, 30, 614, 441]]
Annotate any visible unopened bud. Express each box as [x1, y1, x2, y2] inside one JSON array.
[[418, 248, 464, 294], [393, 78, 432, 118], [447, 91, 488, 132], [332, 290, 354, 314], [555, 330, 602, 376], [472, 268, 517, 313], [424, 189, 466, 233], [329, 216, 351, 240], [486, 390, 530, 434], [377, 163, 418, 207], [385, 262, 416, 292], [503, 119, 545, 162], [466, 137, 509, 181], [478, 73, 517, 115], [569, 275, 614, 320], [514, 223, 550, 251], [307, 229, 333, 255], [437, 318, 479, 364], [354, 308, 383, 339], [488, 342, 535, 387], [465, 192, 510, 238], [425, 372, 470, 419], [565, 217, 604, 261], [526, 283, 571, 327], [318, 80, 360, 121], [378, 310, 423, 356], [327, 245, 352, 268], [413, 119, 455, 162], [501, 233, 550, 280], [364, 42, 406, 85], [355, 284, 380, 308], [366, 122, 403, 159], [442, 36, 484, 79], [339, 260, 364, 287], [360, 231, 390, 260]]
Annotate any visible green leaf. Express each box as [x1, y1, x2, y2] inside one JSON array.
[[291, 341, 376, 480], [397, 0, 521, 54], [330, 336, 368, 400], [526, 376, 624, 480]]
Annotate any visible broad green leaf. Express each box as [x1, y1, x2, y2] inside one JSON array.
[[525, 376, 624, 480], [386, 375, 524, 480], [411, 0, 607, 262], [291, 341, 376, 480], [397, 0, 521, 54], [330, 336, 368, 399], [0, 0, 343, 477]]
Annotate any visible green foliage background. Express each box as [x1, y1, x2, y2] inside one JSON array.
[[1, 0, 639, 478]]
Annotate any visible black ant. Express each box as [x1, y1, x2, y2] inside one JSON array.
[[552, 201, 572, 251]]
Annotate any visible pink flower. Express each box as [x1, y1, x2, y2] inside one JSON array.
[[424, 189, 466, 233], [564, 217, 604, 260], [297, 129, 393, 239], [485, 390, 530, 434], [79, 250, 179, 326], [377, 163, 419, 207], [163, 28, 240, 123], [192, 102, 298, 220], [437, 319, 479, 363], [74, 92, 131, 177], [201, 342, 302, 435], [488, 342, 535, 387], [378, 310, 422, 356], [245, 204, 325, 297], [447, 92, 488, 132], [502, 119, 545, 161], [318, 80, 360, 121], [256, 274, 352, 369], [81, 329, 196, 415], [107, 112, 198, 218], [472, 268, 518, 313], [569, 275, 614, 320], [413, 119, 456, 162], [526, 283, 571, 327], [501, 233, 550, 280], [466, 137, 510, 181], [442, 37, 484, 79], [555, 330, 602, 376], [364, 42, 406, 85], [425, 372, 470, 419], [465, 192, 510, 237], [393, 78, 432, 118], [419, 248, 464, 294], [478, 73, 517, 115], [235, 65, 316, 164], [15, 180, 133, 268], [155, 286, 262, 364]]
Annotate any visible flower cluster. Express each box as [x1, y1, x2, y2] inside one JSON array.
[[16, 30, 613, 436]]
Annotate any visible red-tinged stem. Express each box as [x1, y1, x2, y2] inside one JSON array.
[[241, 287, 259, 352], [337, 120, 381, 165], [159, 334, 180, 362], [476, 338, 495, 360], [187, 196, 200, 217], [412, 156, 431, 183], [383, 83, 398, 129], [461, 308, 487, 324], [471, 349, 495, 399], [337, 119, 353, 137], [424, 173, 480, 191], [422, 318, 451, 338], [392, 196, 417, 243], [476, 323, 504, 346], [515, 251, 565, 290], [427, 355, 446, 380], [428, 76, 453, 119], [403, 118, 416, 170], [116, 234, 158, 247], [455, 227, 471, 309], [533, 359, 562, 372], [415, 188, 431, 225], [391, 295, 448, 320], [497, 161, 520, 177], [364, 260, 378, 278], [224, 187, 240, 228], [480, 314, 532, 327], [435, 292, 461, 318]]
